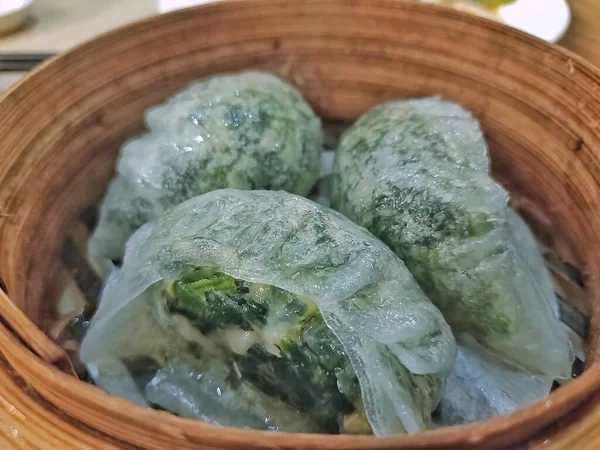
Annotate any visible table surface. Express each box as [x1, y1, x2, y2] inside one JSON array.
[[0, 0, 156, 53], [0, 0, 599, 89], [0, 0, 599, 65], [1, 1, 600, 449]]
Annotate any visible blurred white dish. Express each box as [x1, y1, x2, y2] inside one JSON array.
[[157, 0, 570, 44], [498, 0, 570, 43], [423, 0, 570, 43], [0, 0, 33, 36], [158, 0, 221, 14]]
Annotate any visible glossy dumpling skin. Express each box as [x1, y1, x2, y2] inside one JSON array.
[[436, 210, 563, 425], [80, 189, 456, 436], [436, 334, 553, 426], [331, 98, 573, 379], [89, 72, 323, 260]]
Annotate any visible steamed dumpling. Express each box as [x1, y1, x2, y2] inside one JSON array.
[[331, 98, 573, 379], [90, 72, 323, 260], [81, 189, 456, 435]]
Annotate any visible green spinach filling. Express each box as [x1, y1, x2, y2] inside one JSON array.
[[161, 267, 369, 434]]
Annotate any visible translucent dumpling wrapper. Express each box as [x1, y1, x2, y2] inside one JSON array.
[[89, 71, 323, 260], [508, 209, 559, 316], [80, 189, 456, 435], [437, 213, 562, 428], [435, 334, 553, 426], [436, 210, 562, 424], [331, 98, 573, 379]]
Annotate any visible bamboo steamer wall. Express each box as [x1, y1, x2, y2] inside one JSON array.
[[1, 0, 600, 448]]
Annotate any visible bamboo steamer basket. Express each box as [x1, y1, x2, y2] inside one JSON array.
[[1, 0, 600, 448]]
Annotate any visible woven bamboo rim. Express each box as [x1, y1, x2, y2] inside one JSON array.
[[1, 0, 600, 448]]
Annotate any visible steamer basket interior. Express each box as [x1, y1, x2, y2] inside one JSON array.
[[0, 1, 599, 449]]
